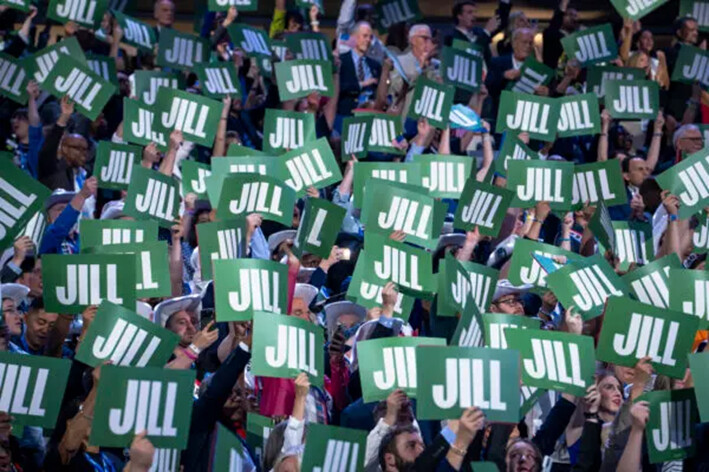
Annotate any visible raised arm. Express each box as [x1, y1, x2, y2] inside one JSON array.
[[323, 56, 341, 130], [598, 109, 611, 162], [645, 111, 664, 173], [616, 402, 649, 472], [213, 97, 231, 157]]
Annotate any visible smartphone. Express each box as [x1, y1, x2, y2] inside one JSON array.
[[340, 248, 351, 261], [200, 309, 216, 330]]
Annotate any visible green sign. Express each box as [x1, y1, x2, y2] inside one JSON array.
[[113, 11, 157, 53], [274, 59, 334, 100], [413, 154, 472, 199], [546, 254, 628, 320], [688, 352, 709, 423], [609, 220, 653, 269], [42, 55, 116, 120], [157, 29, 209, 70], [342, 116, 371, 159], [24, 37, 86, 85], [508, 57, 554, 94], [692, 213, 709, 253], [507, 239, 575, 290], [155, 87, 222, 147], [301, 424, 367, 472], [441, 46, 483, 93], [216, 173, 295, 226], [208, 0, 257, 11], [42, 254, 136, 313], [454, 178, 514, 237], [80, 219, 158, 248], [0, 351, 71, 428], [671, 44, 709, 89], [451, 300, 485, 347], [346, 257, 416, 319], [622, 253, 680, 309], [0, 0, 32, 12], [208, 156, 276, 205], [668, 268, 709, 330], [48, 0, 108, 28], [122, 98, 168, 150], [195, 62, 240, 99], [251, 311, 324, 386], [561, 24, 618, 66], [84, 242, 171, 299], [214, 259, 288, 321], [196, 219, 247, 280], [352, 162, 421, 207], [246, 413, 274, 467], [0, 52, 28, 104], [611, 0, 669, 20], [132, 71, 182, 106], [284, 32, 333, 63], [95, 141, 141, 190], [506, 159, 575, 210], [356, 336, 446, 402], [408, 77, 455, 129], [496, 91, 559, 142], [293, 198, 346, 259], [86, 54, 119, 90], [263, 109, 316, 154], [180, 160, 211, 199], [572, 159, 627, 208], [494, 133, 538, 177], [639, 388, 698, 464], [416, 346, 520, 422], [505, 329, 596, 396], [605, 79, 659, 120], [374, 0, 421, 34], [360, 180, 446, 250], [213, 423, 256, 471], [124, 167, 180, 228], [437, 253, 499, 316], [227, 24, 272, 59], [587, 65, 642, 99], [596, 295, 699, 379], [657, 147, 709, 219], [90, 365, 196, 449], [75, 301, 179, 368], [360, 112, 405, 155], [556, 93, 601, 138], [362, 232, 435, 298], [0, 164, 50, 249], [274, 138, 342, 196], [680, 0, 709, 32], [483, 313, 541, 349]]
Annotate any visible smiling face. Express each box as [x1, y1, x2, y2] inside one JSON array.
[[598, 374, 623, 415], [506, 440, 540, 472], [166, 309, 198, 347], [2, 299, 22, 337]]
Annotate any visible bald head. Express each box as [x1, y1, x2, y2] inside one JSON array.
[[154, 0, 175, 28]]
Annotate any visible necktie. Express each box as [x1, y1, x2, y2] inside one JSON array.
[[357, 56, 365, 82]]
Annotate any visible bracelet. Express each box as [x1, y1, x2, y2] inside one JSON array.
[[669, 214, 678, 222], [311, 20, 319, 26], [188, 343, 202, 355], [600, 133, 608, 136], [448, 444, 467, 457], [182, 348, 197, 361], [532, 217, 545, 224], [559, 237, 571, 242], [653, 132, 662, 137], [584, 411, 599, 420]]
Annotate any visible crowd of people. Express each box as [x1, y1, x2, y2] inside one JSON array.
[[0, 0, 708, 470]]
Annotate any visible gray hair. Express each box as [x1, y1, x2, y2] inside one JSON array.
[[352, 21, 372, 35], [408, 24, 431, 42], [673, 123, 700, 148], [511, 27, 534, 43]]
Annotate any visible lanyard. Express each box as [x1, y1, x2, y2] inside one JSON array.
[[84, 452, 116, 472]]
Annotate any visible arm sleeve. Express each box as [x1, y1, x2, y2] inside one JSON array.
[[1, 262, 22, 283], [547, 7, 564, 33], [571, 421, 603, 472], [308, 267, 327, 290], [38, 204, 81, 255], [412, 434, 450, 471], [404, 143, 426, 163], [336, 0, 357, 39], [37, 124, 66, 182], [281, 416, 306, 453], [364, 419, 392, 469], [27, 125, 44, 179], [532, 396, 577, 456], [249, 227, 270, 260], [269, 9, 286, 39]]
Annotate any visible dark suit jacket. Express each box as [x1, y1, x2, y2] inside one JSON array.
[[485, 54, 514, 117], [337, 50, 382, 116], [444, 27, 493, 65], [38, 124, 78, 192], [665, 42, 698, 122]]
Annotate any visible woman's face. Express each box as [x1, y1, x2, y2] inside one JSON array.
[[638, 31, 654, 52], [598, 375, 623, 414]]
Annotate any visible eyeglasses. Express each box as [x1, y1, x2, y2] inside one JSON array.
[[680, 136, 703, 143], [413, 35, 433, 42], [495, 296, 523, 306]]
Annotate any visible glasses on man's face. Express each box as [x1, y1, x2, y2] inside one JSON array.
[[496, 296, 522, 306], [414, 35, 433, 43], [681, 136, 704, 143]]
